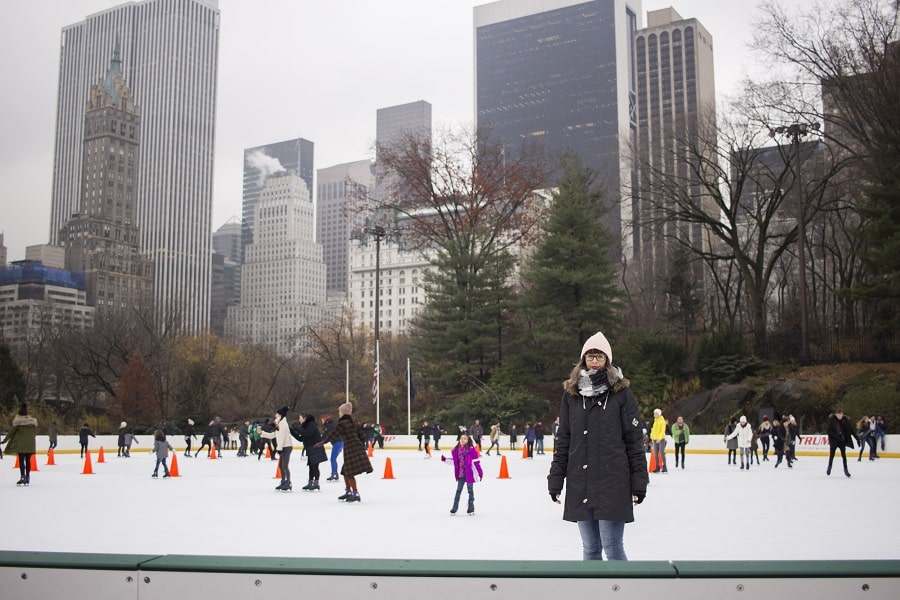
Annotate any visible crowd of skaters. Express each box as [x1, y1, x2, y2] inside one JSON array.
[[643, 409, 888, 477]]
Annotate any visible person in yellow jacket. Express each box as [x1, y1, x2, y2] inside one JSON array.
[[650, 408, 668, 473]]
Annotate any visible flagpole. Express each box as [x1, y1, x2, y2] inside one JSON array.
[[407, 357, 411, 435], [375, 339, 380, 425], [345, 359, 349, 402]]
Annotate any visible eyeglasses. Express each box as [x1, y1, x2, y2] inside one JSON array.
[[584, 353, 606, 363]]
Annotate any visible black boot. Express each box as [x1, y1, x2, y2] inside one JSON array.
[[308, 479, 320, 491], [338, 488, 351, 501], [467, 502, 475, 515]]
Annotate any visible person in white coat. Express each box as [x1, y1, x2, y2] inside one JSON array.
[[725, 415, 754, 470], [259, 406, 294, 491]]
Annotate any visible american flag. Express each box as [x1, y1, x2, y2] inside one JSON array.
[[372, 360, 379, 405]]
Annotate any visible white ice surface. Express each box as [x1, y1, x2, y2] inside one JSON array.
[[2, 448, 897, 561]]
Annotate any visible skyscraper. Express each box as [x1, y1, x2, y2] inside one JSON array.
[[242, 138, 315, 261], [630, 8, 715, 318], [375, 101, 432, 202], [227, 171, 326, 355], [211, 218, 241, 336], [474, 0, 641, 259], [50, 0, 219, 333], [317, 160, 374, 295], [59, 44, 154, 314]]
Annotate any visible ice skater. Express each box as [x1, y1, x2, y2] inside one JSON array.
[[2, 401, 38, 486], [151, 429, 174, 478], [295, 413, 328, 491], [318, 402, 373, 503], [259, 406, 294, 491], [442, 432, 483, 515], [827, 408, 858, 477]]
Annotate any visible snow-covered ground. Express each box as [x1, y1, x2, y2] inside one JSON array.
[[2, 447, 897, 561]]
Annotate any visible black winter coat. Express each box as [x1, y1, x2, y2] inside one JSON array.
[[548, 378, 648, 523], [322, 415, 372, 477], [827, 415, 857, 449], [295, 420, 328, 466]]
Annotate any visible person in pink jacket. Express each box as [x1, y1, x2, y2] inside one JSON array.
[[443, 432, 484, 515]]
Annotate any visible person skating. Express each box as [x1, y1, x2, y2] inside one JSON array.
[[757, 416, 772, 461], [671, 416, 690, 469], [2, 401, 38, 486], [827, 409, 858, 477], [294, 413, 328, 490], [321, 414, 342, 481], [183, 419, 197, 457], [259, 406, 294, 491], [151, 429, 174, 478], [78, 422, 96, 458], [317, 402, 373, 503], [650, 409, 668, 473], [442, 432, 483, 515], [725, 416, 754, 470]]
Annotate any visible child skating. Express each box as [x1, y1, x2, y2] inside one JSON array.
[[442, 432, 483, 515]]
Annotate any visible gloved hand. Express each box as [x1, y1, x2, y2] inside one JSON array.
[[441, 454, 447, 462], [549, 491, 561, 504], [632, 491, 645, 505]]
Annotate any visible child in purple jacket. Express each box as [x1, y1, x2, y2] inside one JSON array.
[[442, 432, 484, 515]]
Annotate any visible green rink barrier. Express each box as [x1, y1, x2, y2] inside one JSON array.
[[1, 551, 898, 599]]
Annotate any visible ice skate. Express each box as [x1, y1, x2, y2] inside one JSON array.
[[338, 489, 351, 501], [345, 491, 361, 503]]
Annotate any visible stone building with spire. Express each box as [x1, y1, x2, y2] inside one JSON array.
[[59, 42, 154, 314]]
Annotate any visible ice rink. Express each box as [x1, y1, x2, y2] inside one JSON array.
[[2, 445, 898, 561]]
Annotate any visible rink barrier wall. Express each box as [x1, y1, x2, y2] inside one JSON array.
[[23, 434, 899, 458], [0, 551, 898, 599]]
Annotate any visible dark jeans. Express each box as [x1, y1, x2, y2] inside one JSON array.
[[18, 453, 33, 480], [760, 437, 770, 459], [827, 444, 848, 474], [674, 442, 686, 466]]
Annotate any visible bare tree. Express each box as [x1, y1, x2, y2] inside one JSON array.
[[630, 107, 844, 356]]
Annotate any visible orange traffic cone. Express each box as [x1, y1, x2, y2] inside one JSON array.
[[367, 442, 374, 458], [210, 443, 218, 459], [29, 454, 39, 472], [97, 446, 106, 463], [169, 453, 181, 477], [497, 455, 510, 479], [382, 457, 395, 479], [521, 443, 528, 459], [648, 450, 657, 473], [14, 455, 19, 468], [265, 445, 271, 459], [273, 463, 282, 479], [425, 446, 432, 458], [81, 450, 94, 475], [46, 448, 56, 466]]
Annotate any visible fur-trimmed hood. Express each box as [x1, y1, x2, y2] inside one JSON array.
[[12, 415, 38, 428]]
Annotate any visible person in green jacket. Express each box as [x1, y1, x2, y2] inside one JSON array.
[[1, 402, 38, 486], [671, 416, 691, 470]]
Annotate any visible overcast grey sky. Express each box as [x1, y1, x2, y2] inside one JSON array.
[[0, 0, 814, 262]]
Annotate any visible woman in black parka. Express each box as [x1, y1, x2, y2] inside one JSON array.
[[294, 413, 328, 491], [548, 331, 648, 561]]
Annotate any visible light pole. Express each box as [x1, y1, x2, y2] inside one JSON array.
[[770, 122, 819, 363], [360, 220, 401, 425]]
